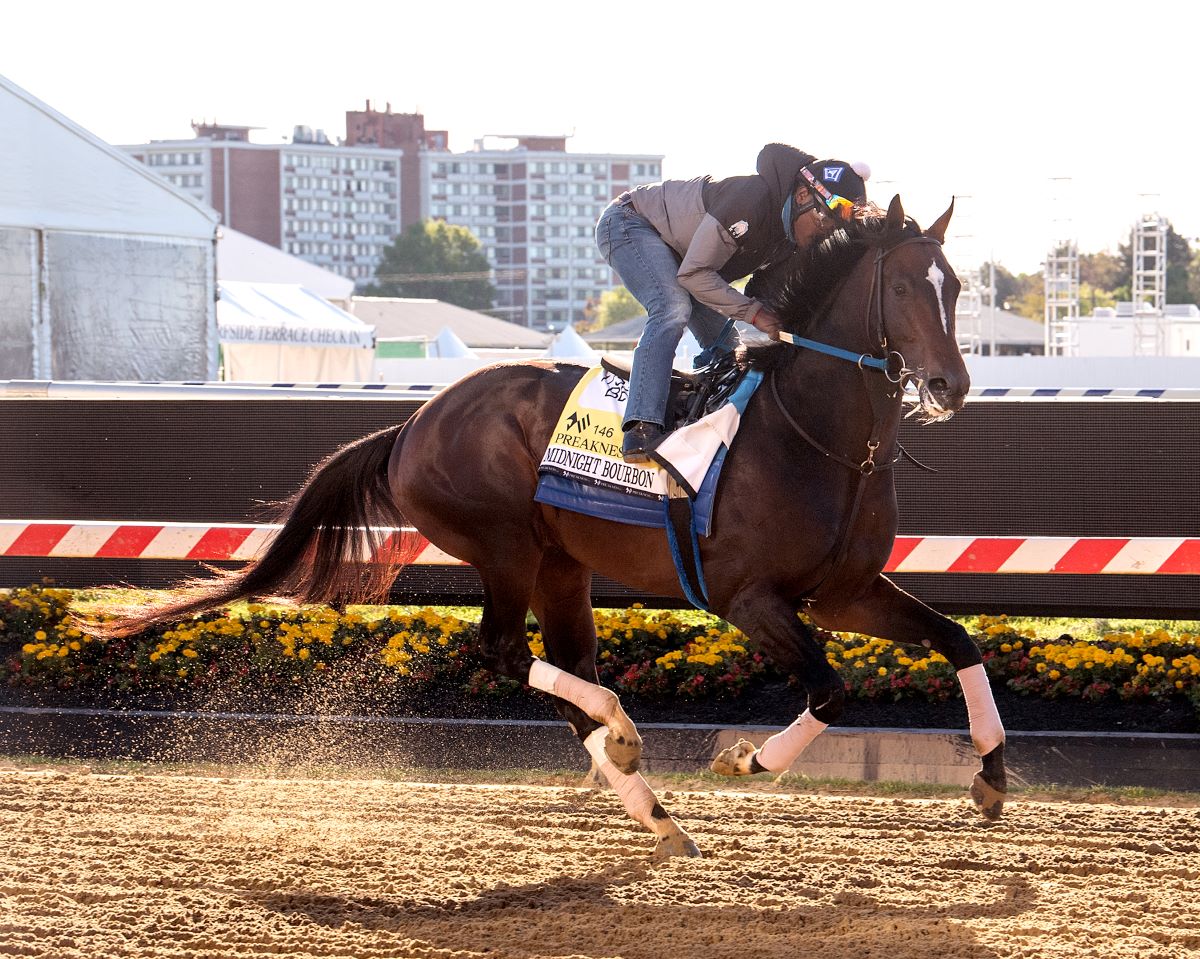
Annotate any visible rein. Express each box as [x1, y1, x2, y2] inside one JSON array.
[[772, 234, 944, 603]]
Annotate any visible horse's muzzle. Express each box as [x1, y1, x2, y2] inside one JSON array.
[[920, 373, 969, 418]]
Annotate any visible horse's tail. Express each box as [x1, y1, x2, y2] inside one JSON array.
[[86, 423, 421, 637]]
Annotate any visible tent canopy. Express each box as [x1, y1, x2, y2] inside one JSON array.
[[428, 326, 477, 358], [0, 73, 217, 239], [217, 281, 375, 381], [544, 323, 598, 360], [217, 281, 374, 348]]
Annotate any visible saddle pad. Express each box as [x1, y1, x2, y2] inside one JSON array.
[[534, 366, 762, 535]]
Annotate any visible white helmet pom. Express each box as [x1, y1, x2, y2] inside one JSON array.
[[851, 161, 871, 182]]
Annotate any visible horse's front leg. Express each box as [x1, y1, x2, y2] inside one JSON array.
[[811, 576, 1007, 821], [711, 590, 846, 777]]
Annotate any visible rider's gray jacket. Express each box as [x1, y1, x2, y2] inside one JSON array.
[[625, 143, 815, 324]]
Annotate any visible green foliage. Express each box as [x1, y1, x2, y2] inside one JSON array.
[[981, 219, 1198, 321], [364, 220, 496, 310], [1080, 250, 1125, 291], [1118, 220, 1195, 306], [584, 286, 644, 332]]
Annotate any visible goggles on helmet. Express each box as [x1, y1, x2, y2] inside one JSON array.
[[799, 166, 857, 222]]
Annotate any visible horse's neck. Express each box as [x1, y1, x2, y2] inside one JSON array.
[[772, 277, 904, 457]]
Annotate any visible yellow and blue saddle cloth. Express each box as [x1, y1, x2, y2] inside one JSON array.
[[534, 365, 763, 535]]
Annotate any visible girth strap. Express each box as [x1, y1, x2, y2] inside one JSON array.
[[664, 495, 710, 611]]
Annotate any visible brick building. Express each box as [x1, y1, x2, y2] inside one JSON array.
[[122, 104, 664, 327]]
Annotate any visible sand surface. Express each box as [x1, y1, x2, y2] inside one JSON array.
[[1, 765, 1198, 959]]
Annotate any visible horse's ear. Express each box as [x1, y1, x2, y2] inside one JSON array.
[[886, 194, 904, 232], [926, 198, 955, 244]]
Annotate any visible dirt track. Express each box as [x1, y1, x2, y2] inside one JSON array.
[[1, 765, 1198, 959]]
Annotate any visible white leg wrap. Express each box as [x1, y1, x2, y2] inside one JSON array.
[[958, 663, 1005, 755], [756, 709, 828, 773], [529, 658, 618, 725], [584, 728, 658, 830]]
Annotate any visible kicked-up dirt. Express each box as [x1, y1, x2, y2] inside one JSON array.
[[0, 763, 1197, 958]]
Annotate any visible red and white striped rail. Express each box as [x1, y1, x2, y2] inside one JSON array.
[[2, 521, 1199, 574], [0, 521, 459, 566]]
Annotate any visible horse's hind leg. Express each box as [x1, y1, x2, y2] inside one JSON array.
[[530, 551, 700, 859], [811, 577, 1008, 821]]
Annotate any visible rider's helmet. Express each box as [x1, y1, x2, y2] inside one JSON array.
[[799, 159, 871, 221], [781, 159, 870, 240]]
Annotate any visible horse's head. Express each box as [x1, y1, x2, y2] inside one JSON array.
[[871, 195, 969, 420]]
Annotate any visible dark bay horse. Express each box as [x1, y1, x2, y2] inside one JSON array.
[[93, 195, 1007, 858]]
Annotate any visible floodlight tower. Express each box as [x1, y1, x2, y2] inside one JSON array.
[[1132, 198, 1167, 355], [1043, 177, 1079, 357]]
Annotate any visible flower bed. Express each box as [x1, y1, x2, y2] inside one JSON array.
[[2, 585, 1199, 724]]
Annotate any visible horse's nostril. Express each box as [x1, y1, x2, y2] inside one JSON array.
[[929, 377, 950, 395]]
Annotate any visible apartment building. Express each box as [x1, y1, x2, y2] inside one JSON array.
[[423, 135, 662, 328], [122, 121, 404, 282], [123, 107, 664, 327]]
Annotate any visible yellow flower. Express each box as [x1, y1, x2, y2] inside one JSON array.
[[182, 648, 198, 659], [877, 667, 887, 676], [298, 648, 310, 660], [34, 630, 47, 641], [1049, 670, 1061, 680]]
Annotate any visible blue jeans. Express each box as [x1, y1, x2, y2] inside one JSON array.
[[596, 199, 738, 428]]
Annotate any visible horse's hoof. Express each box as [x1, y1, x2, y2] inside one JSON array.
[[970, 772, 1007, 821], [711, 739, 758, 777], [604, 730, 642, 775], [653, 832, 703, 860]]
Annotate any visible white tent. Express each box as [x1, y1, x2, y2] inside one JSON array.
[[217, 281, 375, 381], [428, 326, 478, 358], [0, 73, 219, 379], [544, 323, 599, 361], [217, 228, 354, 305]]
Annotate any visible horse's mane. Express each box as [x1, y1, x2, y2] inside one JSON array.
[[740, 212, 924, 372]]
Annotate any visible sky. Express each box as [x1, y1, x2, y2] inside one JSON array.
[[4, 0, 1197, 275]]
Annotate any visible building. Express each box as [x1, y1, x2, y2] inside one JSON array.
[[1, 74, 218, 380], [121, 120, 404, 283], [122, 106, 664, 328], [422, 134, 662, 329], [344, 101, 447, 230], [1069, 303, 1200, 357]]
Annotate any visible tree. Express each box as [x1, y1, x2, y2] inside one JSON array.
[[1117, 220, 1194, 306], [586, 286, 645, 331], [1079, 250, 1125, 292], [1009, 275, 1045, 322], [983, 262, 1021, 311], [365, 220, 496, 310]]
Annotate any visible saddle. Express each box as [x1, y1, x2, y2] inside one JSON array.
[[600, 348, 749, 434]]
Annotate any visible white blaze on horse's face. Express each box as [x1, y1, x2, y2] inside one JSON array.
[[925, 261, 950, 335]]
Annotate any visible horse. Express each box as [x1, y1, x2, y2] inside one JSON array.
[[90, 195, 1007, 859]]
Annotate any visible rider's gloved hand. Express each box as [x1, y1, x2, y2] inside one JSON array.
[[752, 308, 783, 340]]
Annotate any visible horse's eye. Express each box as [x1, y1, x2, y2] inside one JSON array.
[[892, 283, 908, 295]]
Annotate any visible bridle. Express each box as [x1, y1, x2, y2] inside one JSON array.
[[769, 232, 948, 603], [774, 233, 946, 470]]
